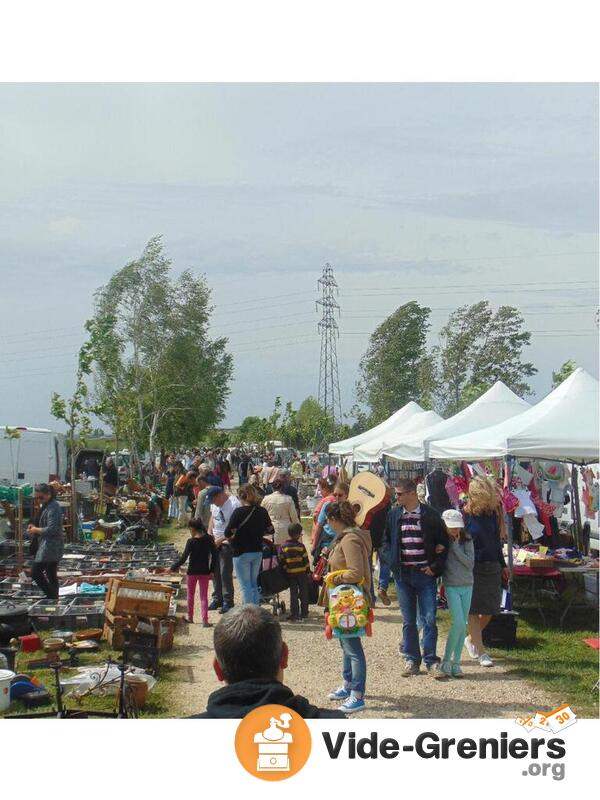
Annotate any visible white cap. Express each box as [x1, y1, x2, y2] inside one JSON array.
[[442, 509, 464, 528]]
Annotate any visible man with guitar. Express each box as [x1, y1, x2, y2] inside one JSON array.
[[380, 478, 450, 679]]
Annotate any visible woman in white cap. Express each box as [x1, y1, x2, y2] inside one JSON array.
[[440, 508, 474, 678]]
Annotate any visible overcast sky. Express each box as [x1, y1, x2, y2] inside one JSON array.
[[0, 83, 598, 432]]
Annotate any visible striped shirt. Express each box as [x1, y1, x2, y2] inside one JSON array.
[[279, 539, 311, 575], [399, 507, 427, 566]]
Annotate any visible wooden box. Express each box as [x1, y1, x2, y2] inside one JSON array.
[[105, 577, 173, 617], [103, 608, 175, 651]]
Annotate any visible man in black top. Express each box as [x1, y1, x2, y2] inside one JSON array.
[[102, 456, 119, 495], [192, 605, 345, 718], [238, 453, 251, 486]]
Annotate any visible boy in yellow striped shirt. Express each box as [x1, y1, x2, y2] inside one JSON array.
[[279, 523, 311, 622]]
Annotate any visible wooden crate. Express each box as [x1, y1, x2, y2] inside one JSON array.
[[105, 577, 173, 617], [103, 608, 175, 651]]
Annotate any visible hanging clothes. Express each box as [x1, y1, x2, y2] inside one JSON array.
[[425, 467, 453, 513]]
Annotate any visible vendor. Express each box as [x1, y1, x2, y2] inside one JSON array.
[[102, 456, 119, 496], [27, 483, 65, 599]]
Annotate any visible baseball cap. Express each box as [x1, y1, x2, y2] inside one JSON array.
[[442, 509, 464, 528], [206, 486, 224, 500], [205, 475, 224, 488]]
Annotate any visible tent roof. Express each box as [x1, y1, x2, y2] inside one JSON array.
[[353, 409, 444, 463], [328, 401, 423, 456], [429, 368, 599, 463], [383, 381, 531, 462]]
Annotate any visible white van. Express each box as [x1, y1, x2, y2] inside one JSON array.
[[0, 426, 68, 486]]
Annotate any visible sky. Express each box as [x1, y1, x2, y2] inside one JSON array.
[[0, 83, 598, 433]]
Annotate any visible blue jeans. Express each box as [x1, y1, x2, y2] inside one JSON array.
[[394, 567, 438, 667], [443, 584, 473, 664], [340, 636, 366, 696], [378, 560, 391, 590], [233, 552, 262, 605]]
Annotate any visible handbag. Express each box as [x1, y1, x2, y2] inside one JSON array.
[[258, 552, 290, 596], [307, 573, 321, 605]]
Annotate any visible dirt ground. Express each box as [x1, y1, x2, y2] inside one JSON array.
[[162, 521, 562, 719]]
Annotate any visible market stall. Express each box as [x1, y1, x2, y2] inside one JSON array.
[[352, 408, 444, 463], [382, 381, 531, 462], [328, 400, 424, 456]]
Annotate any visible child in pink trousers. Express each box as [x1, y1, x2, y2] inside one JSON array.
[[171, 518, 216, 627]]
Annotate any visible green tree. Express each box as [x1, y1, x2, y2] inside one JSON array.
[[87, 236, 233, 457], [552, 359, 577, 388], [356, 301, 432, 424], [436, 301, 536, 415], [280, 396, 334, 449]]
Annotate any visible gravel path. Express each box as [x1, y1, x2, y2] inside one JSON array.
[[162, 522, 561, 719]]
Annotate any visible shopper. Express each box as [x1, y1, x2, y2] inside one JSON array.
[[207, 486, 242, 613], [171, 518, 216, 627], [464, 477, 509, 668], [224, 484, 272, 605], [192, 605, 345, 718], [174, 467, 194, 527], [380, 478, 449, 679], [27, 483, 64, 599], [260, 478, 299, 545], [313, 481, 349, 559], [279, 523, 311, 622], [323, 501, 372, 713], [310, 477, 336, 551], [102, 456, 119, 496], [440, 509, 474, 678]]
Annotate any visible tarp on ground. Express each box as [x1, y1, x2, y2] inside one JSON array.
[[328, 401, 424, 456], [429, 368, 599, 464], [353, 409, 444, 463], [383, 381, 531, 462]]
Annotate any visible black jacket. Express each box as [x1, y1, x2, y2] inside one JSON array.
[[191, 679, 345, 719], [380, 501, 450, 577], [172, 535, 216, 575]]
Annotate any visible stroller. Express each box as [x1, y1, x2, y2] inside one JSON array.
[[258, 535, 289, 616]]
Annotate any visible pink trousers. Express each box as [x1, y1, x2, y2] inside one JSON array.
[[187, 574, 210, 623]]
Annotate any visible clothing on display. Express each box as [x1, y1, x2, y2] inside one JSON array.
[[425, 467, 453, 513]]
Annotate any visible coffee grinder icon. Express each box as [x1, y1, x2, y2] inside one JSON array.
[[253, 713, 293, 772]]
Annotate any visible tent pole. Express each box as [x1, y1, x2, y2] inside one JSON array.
[[505, 456, 514, 576]]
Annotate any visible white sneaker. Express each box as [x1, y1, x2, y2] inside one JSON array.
[[479, 653, 493, 667], [465, 636, 479, 659]]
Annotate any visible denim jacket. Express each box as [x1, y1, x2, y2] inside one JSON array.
[[380, 501, 449, 577]]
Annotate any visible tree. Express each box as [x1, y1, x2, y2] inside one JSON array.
[[86, 236, 233, 457], [552, 359, 577, 388], [436, 301, 536, 415], [51, 343, 96, 540], [356, 301, 432, 424], [280, 396, 335, 450]]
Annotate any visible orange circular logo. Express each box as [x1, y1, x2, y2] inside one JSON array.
[[234, 704, 312, 781]]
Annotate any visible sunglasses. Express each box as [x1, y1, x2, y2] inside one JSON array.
[[333, 492, 345, 498]]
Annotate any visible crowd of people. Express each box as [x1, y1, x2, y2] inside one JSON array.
[[158, 443, 509, 717]]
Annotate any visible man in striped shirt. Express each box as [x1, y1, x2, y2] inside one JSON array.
[[381, 478, 450, 679], [279, 523, 311, 622]]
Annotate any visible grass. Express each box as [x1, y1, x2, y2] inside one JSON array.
[[1, 631, 174, 718]]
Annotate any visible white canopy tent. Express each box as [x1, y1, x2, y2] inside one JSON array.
[[353, 409, 444, 463], [383, 381, 531, 462], [328, 400, 423, 456], [429, 368, 599, 464]]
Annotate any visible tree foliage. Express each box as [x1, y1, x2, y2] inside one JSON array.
[[356, 301, 432, 424], [85, 236, 233, 456], [435, 301, 536, 415], [552, 359, 577, 388]]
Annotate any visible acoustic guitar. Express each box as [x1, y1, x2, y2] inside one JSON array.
[[348, 472, 390, 528]]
